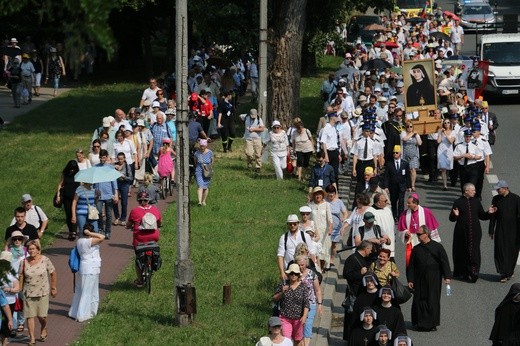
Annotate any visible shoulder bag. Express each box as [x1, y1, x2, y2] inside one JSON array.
[[389, 274, 412, 304], [202, 162, 214, 178], [85, 190, 99, 220]]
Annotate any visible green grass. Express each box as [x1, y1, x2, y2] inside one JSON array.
[[1, 55, 343, 345]]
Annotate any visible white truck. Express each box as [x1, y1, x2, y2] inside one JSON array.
[[479, 33, 520, 96]]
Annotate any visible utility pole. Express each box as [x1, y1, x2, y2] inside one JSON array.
[[258, 0, 268, 124], [174, 0, 196, 326]]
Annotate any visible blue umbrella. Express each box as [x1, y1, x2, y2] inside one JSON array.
[[74, 165, 121, 184]]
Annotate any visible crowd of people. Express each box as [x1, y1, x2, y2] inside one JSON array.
[[1, 37, 69, 107], [3, 13, 520, 344], [261, 8, 520, 346]]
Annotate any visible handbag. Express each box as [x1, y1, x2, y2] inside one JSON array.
[[286, 156, 294, 173], [84, 190, 99, 220], [53, 189, 63, 208], [14, 297, 23, 312], [202, 163, 213, 178], [341, 282, 356, 313], [88, 205, 99, 220], [389, 275, 412, 304]]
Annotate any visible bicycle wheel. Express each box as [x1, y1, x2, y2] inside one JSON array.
[[146, 257, 152, 294], [159, 178, 166, 200], [168, 178, 173, 196]]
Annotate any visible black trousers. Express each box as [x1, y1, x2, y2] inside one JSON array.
[[389, 188, 405, 220], [219, 117, 236, 148], [459, 163, 479, 194], [474, 161, 486, 199], [327, 149, 340, 185], [426, 139, 439, 181]]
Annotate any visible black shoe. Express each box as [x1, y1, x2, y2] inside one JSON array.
[[468, 273, 479, 283]]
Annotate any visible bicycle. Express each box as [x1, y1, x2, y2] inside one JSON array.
[[135, 241, 161, 294], [159, 175, 171, 200]]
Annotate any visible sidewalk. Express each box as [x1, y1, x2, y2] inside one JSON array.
[[9, 194, 176, 346], [0, 86, 177, 345], [0, 85, 71, 124], [310, 170, 354, 346]]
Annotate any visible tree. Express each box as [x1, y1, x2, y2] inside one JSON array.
[[267, 0, 307, 129], [268, 0, 394, 127]]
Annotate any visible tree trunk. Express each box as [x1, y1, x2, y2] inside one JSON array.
[[267, 0, 307, 129]]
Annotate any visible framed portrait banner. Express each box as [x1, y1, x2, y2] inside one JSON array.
[[403, 59, 437, 113]]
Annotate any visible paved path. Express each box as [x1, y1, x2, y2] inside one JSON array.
[[0, 85, 176, 345], [0, 85, 71, 124]]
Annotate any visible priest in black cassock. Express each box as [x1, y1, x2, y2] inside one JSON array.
[[449, 183, 493, 283], [489, 180, 520, 282], [407, 225, 452, 332], [490, 283, 520, 346]]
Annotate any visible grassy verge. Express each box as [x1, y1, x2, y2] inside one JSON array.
[[1, 55, 343, 345]]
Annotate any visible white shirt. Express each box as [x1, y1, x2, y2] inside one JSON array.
[[277, 231, 316, 270], [351, 136, 376, 160], [367, 206, 395, 257], [319, 123, 339, 150], [141, 87, 161, 103], [453, 141, 481, 166], [473, 136, 492, 161], [451, 25, 464, 44]]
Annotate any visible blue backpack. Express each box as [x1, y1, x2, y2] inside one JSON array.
[[68, 247, 80, 273]]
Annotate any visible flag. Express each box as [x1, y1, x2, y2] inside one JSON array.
[[474, 60, 490, 100]]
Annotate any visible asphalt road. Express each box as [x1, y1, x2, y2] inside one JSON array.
[[394, 1, 520, 344]]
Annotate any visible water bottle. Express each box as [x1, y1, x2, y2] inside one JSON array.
[[446, 284, 452, 296]]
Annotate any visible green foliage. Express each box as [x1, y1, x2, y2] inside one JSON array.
[[307, 30, 342, 69], [188, 0, 260, 59]]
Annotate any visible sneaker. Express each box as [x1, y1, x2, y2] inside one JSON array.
[[113, 219, 119, 226], [120, 221, 126, 226]]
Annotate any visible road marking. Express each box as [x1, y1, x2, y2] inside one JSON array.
[[487, 174, 499, 184]]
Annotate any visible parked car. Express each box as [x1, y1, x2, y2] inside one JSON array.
[[458, 2, 497, 31]]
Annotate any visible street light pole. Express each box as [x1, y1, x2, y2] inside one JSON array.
[[174, 0, 196, 326]]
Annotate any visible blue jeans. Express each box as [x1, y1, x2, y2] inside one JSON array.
[[113, 181, 130, 221], [303, 303, 317, 338], [76, 214, 98, 234], [96, 199, 114, 236]]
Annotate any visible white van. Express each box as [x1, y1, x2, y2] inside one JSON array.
[[479, 33, 520, 96]]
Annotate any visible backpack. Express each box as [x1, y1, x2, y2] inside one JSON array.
[[284, 230, 307, 251], [346, 224, 382, 249], [68, 246, 80, 273]]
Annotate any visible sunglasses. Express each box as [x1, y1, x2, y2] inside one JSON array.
[[273, 126, 281, 129], [288, 272, 300, 276], [416, 232, 426, 236], [12, 238, 24, 241], [93, 145, 101, 148], [300, 212, 310, 215], [288, 222, 299, 226]]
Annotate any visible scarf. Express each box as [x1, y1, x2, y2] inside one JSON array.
[[10, 245, 25, 259]]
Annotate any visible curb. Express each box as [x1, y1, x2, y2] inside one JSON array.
[[311, 168, 354, 345]]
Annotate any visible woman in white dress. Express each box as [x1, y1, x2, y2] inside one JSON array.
[[308, 187, 333, 271], [68, 224, 105, 322], [436, 119, 456, 190]]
